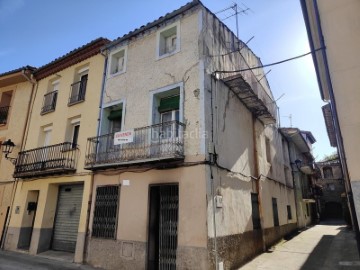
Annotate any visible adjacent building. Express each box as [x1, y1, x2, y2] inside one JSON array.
[[0, 66, 36, 247], [280, 128, 318, 227], [301, 0, 360, 235], [315, 158, 348, 221], [4, 38, 110, 263]]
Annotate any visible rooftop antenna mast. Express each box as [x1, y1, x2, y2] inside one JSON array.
[[216, 2, 252, 48], [282, 114, 293, 127]]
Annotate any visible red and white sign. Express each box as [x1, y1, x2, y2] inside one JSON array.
[[114, 129, 134, 145]]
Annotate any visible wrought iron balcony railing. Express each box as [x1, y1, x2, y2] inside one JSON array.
[[41, 90, 58, 114], [0, 106, 10, 125], [69, 79, 87, 105], [14, 142, 79, 178], [85, 121, 185, 169]]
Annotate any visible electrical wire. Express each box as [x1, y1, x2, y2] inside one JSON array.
[[214, 47, 325, 74]]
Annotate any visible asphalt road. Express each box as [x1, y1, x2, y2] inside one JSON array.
[[0, 250, 100, 270]]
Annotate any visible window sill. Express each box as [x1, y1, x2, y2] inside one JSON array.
[[68, 99, 85, 107], [108, 69, 126, 79], [156, 48, 180, 61], [40, 109, 55, 115]]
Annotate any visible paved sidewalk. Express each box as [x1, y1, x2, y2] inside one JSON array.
[[0, 250, 102, 270], [239, 220, 360, 270]]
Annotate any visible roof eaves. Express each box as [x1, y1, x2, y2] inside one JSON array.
[[0, 66, 36, 78], [104, 0, 203, 50], [34, 37, 110, 80]]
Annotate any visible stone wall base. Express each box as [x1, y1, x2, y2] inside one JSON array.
[[86, 237, 208, 270], [208, 223, 298, 269]]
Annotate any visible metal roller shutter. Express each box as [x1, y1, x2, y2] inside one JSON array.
[[52, 184, 84, 252]]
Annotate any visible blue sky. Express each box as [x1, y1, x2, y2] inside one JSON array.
[[0, 0, 334, 160]]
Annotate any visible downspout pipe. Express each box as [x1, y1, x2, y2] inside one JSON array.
[[97, 51, 108, 138], [301, 0, 360, 255]]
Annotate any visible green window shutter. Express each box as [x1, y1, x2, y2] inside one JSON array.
[[107, 109, 122, 120], [158, 95, 180, 113]]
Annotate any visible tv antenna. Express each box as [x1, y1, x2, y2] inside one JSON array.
[[282, 114, 293, 127], [215, 2, 253, 43]]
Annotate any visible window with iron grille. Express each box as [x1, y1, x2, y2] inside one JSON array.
[[92, 185, 119, 239], [251, 193, 261, 229]]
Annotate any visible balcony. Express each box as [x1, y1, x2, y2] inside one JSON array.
[[0, 106, 10, 125], [222, 71, 277, 125], [85, 121, 185, 169], [69, 79, 87, 105], [41, 90, 58, 114], [14, 142, 79, 178]]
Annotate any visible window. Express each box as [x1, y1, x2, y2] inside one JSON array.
[[251, 193, 261, 229], [92, 185, 119, 239], [41, 80, 59, 114], [284, 166, 291, 186], [157, 22, 180, 58], [287, 205, 292, 220], [41, 125, 52, 147], [159, 95, 180, 138], [71, 124, 80, 148], [265, 137, 271, 163], [101, 102, 124, 135], [69, 68, 88, 105], [306, 203, 310, 217], [66, 117, 80, 149], [272, 198, 279, 226], [0, 90, 12, 125], [323, 167, 333, 178], [107, 109, 123, 133], [109, 47, 127, 75]]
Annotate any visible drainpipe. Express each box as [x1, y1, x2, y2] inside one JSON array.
[[97, 52, 108, 138], [210, 78, 219, 270], [288, 142, 300, 229], [252, 115, 266, 251]]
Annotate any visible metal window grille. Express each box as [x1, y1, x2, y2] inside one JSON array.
[[251, 193, 261, 229], [92, 185, 119, 239], [41, 91, 58, 114], [272, 198, 279, 227]]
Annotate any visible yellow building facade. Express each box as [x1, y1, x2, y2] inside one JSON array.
[[0, 66, 35, 247], [4, 38, 109, 263]]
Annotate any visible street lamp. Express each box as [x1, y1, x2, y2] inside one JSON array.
[[1, 139, 17, 164]]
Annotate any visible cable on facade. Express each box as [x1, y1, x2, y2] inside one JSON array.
[[213, 47, 325, 74]]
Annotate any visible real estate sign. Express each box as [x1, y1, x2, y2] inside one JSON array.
[[114, 129, 134, 145]]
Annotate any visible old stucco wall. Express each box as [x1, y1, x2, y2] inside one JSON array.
[[103, 9, 204, 159], [87, 165, 208, 270], [199, 9, 297, 269]]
